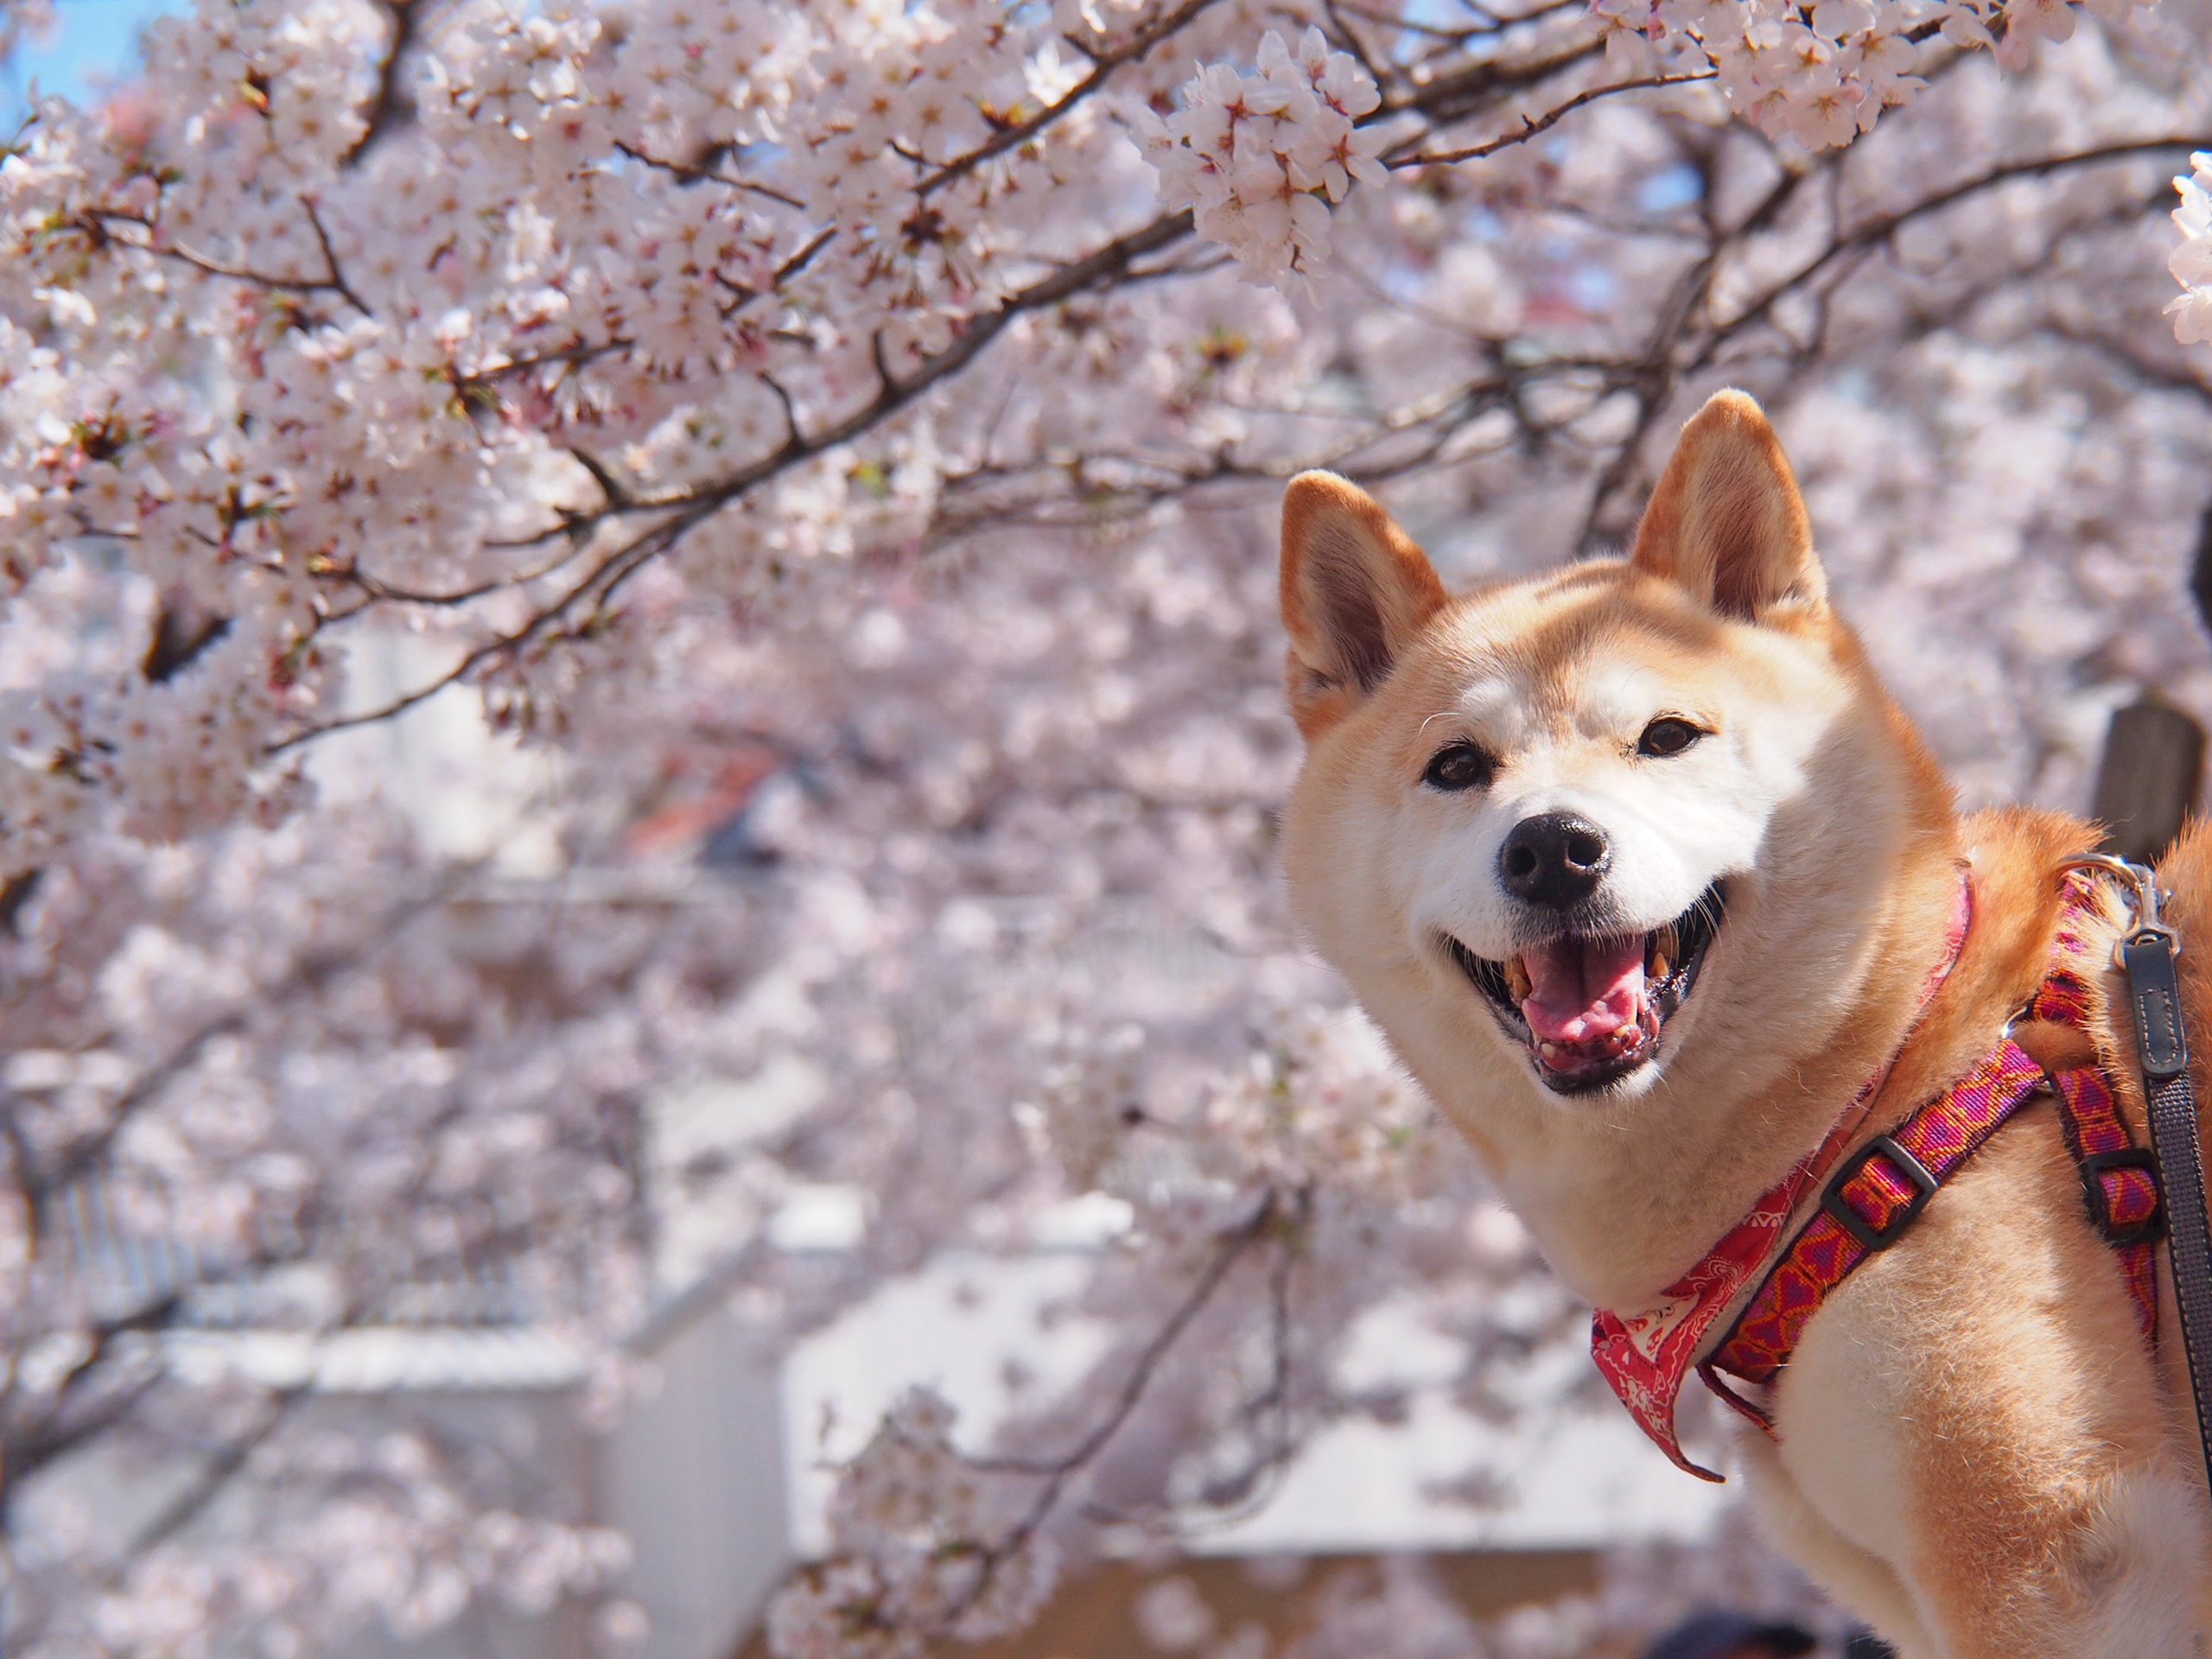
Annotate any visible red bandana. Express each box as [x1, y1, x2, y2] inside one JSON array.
[[1588, 874, 1974, 1479]]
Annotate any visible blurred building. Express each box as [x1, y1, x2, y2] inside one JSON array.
[[27, 659, 1731, 1659], [32, 1172, 1725, 1659]]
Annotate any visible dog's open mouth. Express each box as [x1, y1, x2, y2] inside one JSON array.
[[1445, 885, 1726, 1093]]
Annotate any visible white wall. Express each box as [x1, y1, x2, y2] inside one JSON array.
[[782, 1254, 1726, 1562], [609, 1306, 791, 1659]]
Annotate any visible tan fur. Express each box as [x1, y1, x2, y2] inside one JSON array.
[[1629, 389, 1826, 620], [1279, 392, 2212, 1654], [1280, 470, 1449, 738]]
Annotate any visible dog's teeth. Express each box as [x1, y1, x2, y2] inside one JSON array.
[[1649, 923, 1677, 981], [1539, 1040, 1564, 1065], [1504, 957, 1532, 1001]]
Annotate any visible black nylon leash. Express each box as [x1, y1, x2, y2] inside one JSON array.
[[2090, 855, 2212, 1496]]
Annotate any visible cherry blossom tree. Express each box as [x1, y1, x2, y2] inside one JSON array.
[[6, 0, 2212, 1654]]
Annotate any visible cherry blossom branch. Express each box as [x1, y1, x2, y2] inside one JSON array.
[[300, 197, 372, 315], [3, 1298, 181, 1503], [2048, 316, 2212, 405], [38, 1012, 249, 1195], [1690, 135, 2212, 365], [964, 1192, 1277, 1481], [336, 535, 603, 606], [0, 869, 41, 938], [282, 207, 1200, 746], [935, 1187, 1281, 1628], [1568, 156, 1821, 547], [314, 48, 1709, 637], [111, 1389, 305, 1560], [78, 6, 2195, 851], [611, 138, 806, 208], [1550, 135, 2207, 547], [3, 1173, 590, 1513], [79, 205, 372, 317], [340, 0, 427, 169], [916, 0, 1232, 199], [35, 881, 461, 1198], [1382, 32, 1600, 122], [1328, 0, 1521, 41], [1392, 69, 1718, 166]]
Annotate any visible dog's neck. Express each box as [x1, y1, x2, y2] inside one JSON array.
[[1448, 808, 2085, 1310]]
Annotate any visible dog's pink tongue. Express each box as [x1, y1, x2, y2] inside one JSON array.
[[1521, 936, 1645, 1044]]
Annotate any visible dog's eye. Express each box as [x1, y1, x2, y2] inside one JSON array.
[[1422, 743, 1496, 791], [1637, 717, 1703, 758]]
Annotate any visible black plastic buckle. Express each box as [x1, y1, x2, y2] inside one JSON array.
[[1821, 1134, 1940, 1253], [2080, 1147, 2166, 1248]]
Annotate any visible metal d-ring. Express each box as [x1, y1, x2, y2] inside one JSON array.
[[2056, 851, 2178, 963]]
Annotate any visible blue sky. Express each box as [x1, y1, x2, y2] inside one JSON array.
[[3, 0, 181, 122]]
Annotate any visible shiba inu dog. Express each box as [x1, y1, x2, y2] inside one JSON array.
[[1278, 390, 2212, 1656]]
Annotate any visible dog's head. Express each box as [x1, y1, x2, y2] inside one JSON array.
[[1280, 391, 1949, 1124]]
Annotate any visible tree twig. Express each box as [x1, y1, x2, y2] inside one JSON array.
[[917, 0, 1231, 200], [937, 1186, 1281, 1632], [1393, 70, 1717, 167], [278, 207, 1200, 748], [340, 0, 426, 169]]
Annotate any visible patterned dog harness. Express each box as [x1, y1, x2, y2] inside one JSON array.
[[1592, 871, 2164, 1479]]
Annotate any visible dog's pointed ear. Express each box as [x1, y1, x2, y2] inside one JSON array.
[[1629, 390, 1825, 620], [1281, 471, 1448, 737]]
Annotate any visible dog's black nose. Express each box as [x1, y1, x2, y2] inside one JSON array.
[[1499, 813, 1611, 908]]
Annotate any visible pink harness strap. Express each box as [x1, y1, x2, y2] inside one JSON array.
[[1590, 875, 1972, 1479], [1701, 1036, 2050, 1422], [2050, 1065, 2162, 1339], [1591, 871, 2163, 1479], [2032, 908, 2163, 1340]]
